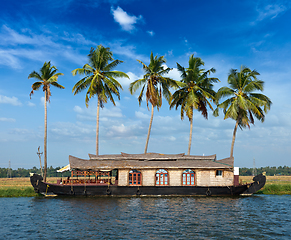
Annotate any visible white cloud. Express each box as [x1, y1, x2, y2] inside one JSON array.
[[40, 97, 45, 106], [27, 101, 36, 107], [127, 71, 139, 81], [165, 50, 173, 57], [0, 25, 91, 69], [61, 32, 97, 46], [135, 111, 150, 119], [73, 105, 84, 114], [249, 2, 291, 26], [106, 122, 145, 139], [0, 50, 22, 69], [73, 105, 123, 121], [111, 6, 142, 32], [50, 122, 94, 138], [0, 117, 16, 122], [147, 31, 154, 36], [108, 41, 146, 62], [101, 107, 123, 118], [165, 66, 181, 81], [256, 4, 287, 21], [110, 124, 128, 134], [0, 25, 56, 47], [117, 72, 133, 89], [168, 136, 176, 141], [118, 71, 142, 89], [0, 95, 22, 106]]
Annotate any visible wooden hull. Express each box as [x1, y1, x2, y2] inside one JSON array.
[[30, 173, 266, 197]]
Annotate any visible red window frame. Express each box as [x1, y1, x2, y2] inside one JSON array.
[[155, 169, 169, 186], [129, 170, 142, 186], [182, 169, 195, 186]]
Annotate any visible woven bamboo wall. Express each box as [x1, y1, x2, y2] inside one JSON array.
[[118, 169, 128, 186], [141, 170, 156, 186], [118, 169, 234, 186], [168, 169, 182, 186], [196, 170, 233, 186]]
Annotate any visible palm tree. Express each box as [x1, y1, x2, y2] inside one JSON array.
[[214, 66, 272, 158], [170, 54, 219, 155], [129, 52, 179, 153], [72, 45, 129, 156], [28, 61, 64, 182]]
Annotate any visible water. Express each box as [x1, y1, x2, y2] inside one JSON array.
[[0, 195, 290, 239]]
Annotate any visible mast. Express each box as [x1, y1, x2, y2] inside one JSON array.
[[37, 146, 44, 177], [7, 160, 11, 178], [252, 158, 257, 176]]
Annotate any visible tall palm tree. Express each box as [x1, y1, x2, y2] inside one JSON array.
[[129, 52, 179, 153], [170, 54, 219, 155], [28, 61, 64, 182], [72, 45, 129, 156], [214, 66, 272, 158]]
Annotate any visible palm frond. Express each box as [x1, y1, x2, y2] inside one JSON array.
[[216, 65, 271, 139], [104, 59, 123, 72], [51, 81, 65, 89], [28, 61, 64, 99], [129, 78, 147, 94], [28, 71, 42, 80]]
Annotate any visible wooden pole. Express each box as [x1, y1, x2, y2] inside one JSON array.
[[37, 146, 43, 177]]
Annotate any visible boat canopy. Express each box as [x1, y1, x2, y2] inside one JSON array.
[[69, 153, 234, 171], [57, 164, 70, 172]]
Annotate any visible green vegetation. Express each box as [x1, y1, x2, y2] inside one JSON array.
[[72, 45, 129, 156], [170, 54, 218, 155], [0, 166, 70, 178], [257, 184, 291, 195], [0, 187, 39, 197], [240, 166, 291, 176], [214, 66, 272, 158], [129, 52, 179, 153], [28, 61, 65, 182]]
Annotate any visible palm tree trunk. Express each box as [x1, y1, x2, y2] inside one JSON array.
[[44, 90, 47, 182], [144, 104, 154, 154], [230, 119, 239, 158], [187, 114, 193, 155], [96, 99, 100, 156]]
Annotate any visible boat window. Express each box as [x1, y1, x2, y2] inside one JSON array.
[[182, 169, 195, 186], [155, 169, 168, 186], [129, 170, 142, 186], [216, 170, 223, 177]]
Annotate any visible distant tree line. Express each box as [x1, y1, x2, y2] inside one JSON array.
[[240, 166, 291, 176], [0, 166, 70, 178]]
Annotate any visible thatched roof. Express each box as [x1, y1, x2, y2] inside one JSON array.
[[69, 153, 233, 170], [88, 152, 215, 160]]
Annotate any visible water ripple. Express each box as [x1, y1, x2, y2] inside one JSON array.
[[0, 195, 290, 239]]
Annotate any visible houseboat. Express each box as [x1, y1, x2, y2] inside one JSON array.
[[30, 152, 266, 197]]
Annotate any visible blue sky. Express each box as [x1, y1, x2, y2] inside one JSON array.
[[1, 0, 291, 169]]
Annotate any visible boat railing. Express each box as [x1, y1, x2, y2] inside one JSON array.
[[59, 177, 118, 185]]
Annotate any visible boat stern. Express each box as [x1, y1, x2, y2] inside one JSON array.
[[30, 173, 44, 193], [241, 173, 266, 195]]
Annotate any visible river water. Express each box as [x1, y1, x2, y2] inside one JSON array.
[[0, 195, 290, 239]]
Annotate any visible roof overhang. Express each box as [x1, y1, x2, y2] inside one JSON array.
[[57, 164, 70, 172]]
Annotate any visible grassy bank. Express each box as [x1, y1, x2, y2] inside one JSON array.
[[256, 184, 291, 195], [240, 176, 291, 195], [0, 187, 39, 197], [0, 177, 58, 197], [0, 176, 290, 197]]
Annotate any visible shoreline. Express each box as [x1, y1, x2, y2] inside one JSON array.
[[1, 176, 290, 197]]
